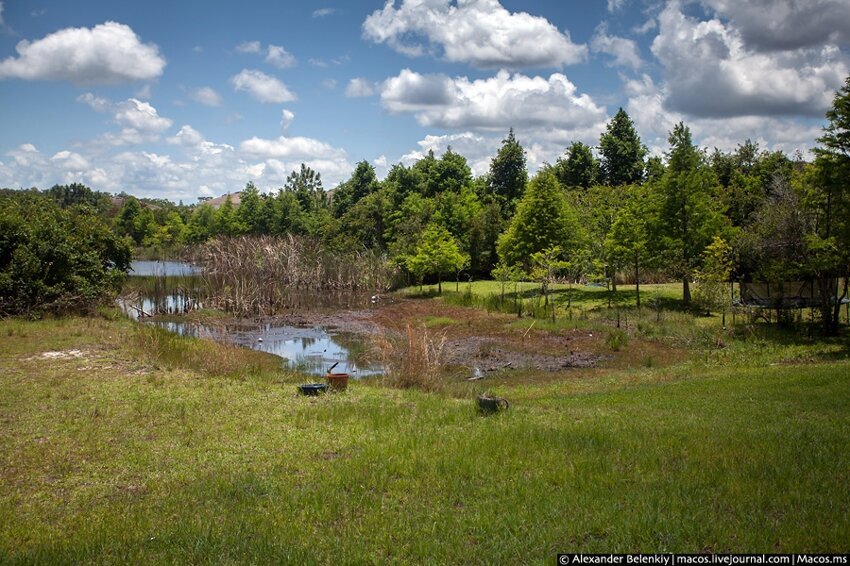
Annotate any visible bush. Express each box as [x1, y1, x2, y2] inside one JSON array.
[[0, 192, 132, 316]]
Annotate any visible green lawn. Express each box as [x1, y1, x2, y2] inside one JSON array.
[[1, 311, 849, 562]]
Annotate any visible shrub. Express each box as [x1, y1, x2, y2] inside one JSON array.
[[0, 192, 132, 316]]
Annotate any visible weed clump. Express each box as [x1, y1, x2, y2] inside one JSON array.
[[606, 328, 629, 351], [375, 324, 446, 392]]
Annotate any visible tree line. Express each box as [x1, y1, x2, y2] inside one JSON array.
[[3, 77, 849, 329]]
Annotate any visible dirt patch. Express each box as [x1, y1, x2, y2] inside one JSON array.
[[27, 349, 87, 361], [443, 336, 603, 373]]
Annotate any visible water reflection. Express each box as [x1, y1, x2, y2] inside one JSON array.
[[147, 319, 378, 376], [123, 261, 379, 377], [130, 260, 202, 276]]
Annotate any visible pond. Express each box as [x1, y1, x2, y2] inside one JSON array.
[[122, 260, 380, 377]]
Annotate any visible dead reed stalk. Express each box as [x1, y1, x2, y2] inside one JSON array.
[[190, 235, 401, 316], [374, 324, 447, 392]]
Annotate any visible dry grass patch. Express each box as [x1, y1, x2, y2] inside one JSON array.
[[374, 324, 447, 392]]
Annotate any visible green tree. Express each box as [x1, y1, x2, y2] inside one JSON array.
[[530, 246, 568, 307], [237, 182, 265, 235], [497, 171, 583, 272], [268, 190, 306, 235], [285, 163, 327, 213], [332, 161, 378, 217], [341, 191, 389, 250], [186, 203, 216, 243], [436, 147, 473, 194], [115, 197, 144, 244], [488, 128, 528, 214], [213, 195, 245, 237], [645, 156, 665, 182], [693, 236, 734, 319], [599, 108, 647, 186], [148, 210, 187, 250], [656, 122, 726, 305], [406, 223, 468, 294], [47, 183, 111, 214], [553, 141, 598, 189], [605, 187, 652, 307], [807, 75, 850, 333], [0, 192, 131, 316]]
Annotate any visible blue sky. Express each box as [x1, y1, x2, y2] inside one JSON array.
[[1, 0, 848, 202]]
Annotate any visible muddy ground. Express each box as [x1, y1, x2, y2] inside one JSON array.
[[256, 297, 610, 375]]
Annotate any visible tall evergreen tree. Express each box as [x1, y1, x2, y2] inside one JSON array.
[[213, 195, 245, 236], [488, 128, 528, 214], [237, 182, 265, 235], [599, 108, 647, 186], [285, 164, 326, 213]]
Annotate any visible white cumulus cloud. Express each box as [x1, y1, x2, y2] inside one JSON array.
[[240, 135, 348, 160], [114, 98, 172, 133], [0, 21, 165, 84], [76, 94, 172, 146], [345, 77, 378, 97], [380, 69, 608, 133], [362, 0, 586, 69], [230, 69, 296, 103], [590, 23, 643, 69], [191, 86, 222, 107], [266, 44, 296, 69], [624, 73, 823, 158]]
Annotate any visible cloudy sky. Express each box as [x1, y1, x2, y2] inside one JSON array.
[[1, 0, 848, 202]]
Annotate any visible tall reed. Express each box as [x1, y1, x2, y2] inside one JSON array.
[[191, 235, 401, 316], [374, 324, 447, 392]]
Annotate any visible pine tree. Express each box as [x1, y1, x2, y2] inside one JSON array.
[[599, 108, 647, 186], [488, 128, 528, 215]]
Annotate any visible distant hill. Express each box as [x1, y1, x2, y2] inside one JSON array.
[[204, 192, 242, 209]]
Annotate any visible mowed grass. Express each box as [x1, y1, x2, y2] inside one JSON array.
[[2, 313, 849, 562]]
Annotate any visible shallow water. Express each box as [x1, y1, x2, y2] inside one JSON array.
[[123, 260, 379, 376], [130, 260, 202, 277], [148, 319, 378, 376]]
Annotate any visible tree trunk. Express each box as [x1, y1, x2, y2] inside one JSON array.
[[817, 276, 839, 335], [438, 276, 442, 295], [634, 254, 640, 309], [683, 277, 691, 306], [610, 265, 617, 292]]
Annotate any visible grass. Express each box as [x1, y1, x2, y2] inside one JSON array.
[[2, 308, 850, 562]]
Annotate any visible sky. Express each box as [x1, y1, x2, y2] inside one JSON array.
[[0, 0, 848, 202]]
